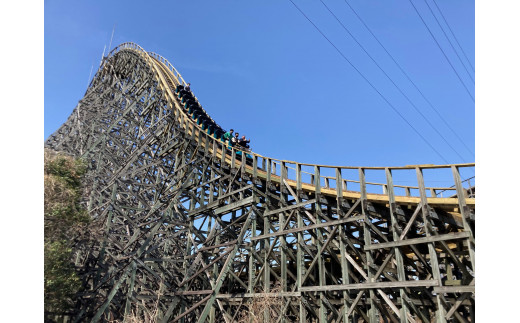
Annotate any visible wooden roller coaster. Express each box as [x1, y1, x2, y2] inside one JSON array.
[[45, 42, 475, 322]]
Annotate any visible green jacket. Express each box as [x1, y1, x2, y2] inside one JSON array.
[[222, 131, 233, 141]]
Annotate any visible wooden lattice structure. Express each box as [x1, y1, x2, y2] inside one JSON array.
[[45, 43, 475, 323]]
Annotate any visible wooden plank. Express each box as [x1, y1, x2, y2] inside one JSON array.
[[250, 215, 364, 241], [197, 240, 237, 252], [213, 196, 254, 215], [364, 231, 470, 250], [216, 292, 301, 299], [264, 198, 317, 216], [174, 290, 213, 296], [433, 286, 475, 293], [300, 279, 439, 292]]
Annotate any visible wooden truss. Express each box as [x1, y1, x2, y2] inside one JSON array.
[[45, 42, 475, 322]]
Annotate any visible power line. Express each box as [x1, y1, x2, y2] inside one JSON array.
[[287, 0, 449, 164], [342, 0, 474, 158], [422, 0, 474, 84], [407, 0, 475, 103], [318, 0, 468, 162], [432, 0, 475, 73]]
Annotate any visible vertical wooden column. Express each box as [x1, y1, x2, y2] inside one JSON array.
[[337, 168, 351, 322], [211, 227, 220, 323], [416, 167, 445, 323], [208, 166, 215, 204], [314, 166, 326, 322], [385, 168, 409, 323], [199, 135, 208, 206], [264, 158, 272, 319], [266, 158, 272, 184], [207, 138, 217, 204], [360, 168, 378, 322], [178, 109, 185, 135], [451, 165, 475, 271], [280, 162, 288, 322], [230, 147, 236, 171], [239, 150, 246, 187], [218, 142, 225, 197], [249, 207, 257, 294], [206, 206, 216, 323], [181, 189, 196, 323], [252, 155, 258, 180], [197, 128, 203, 151], [220, 141, 226, 170], [203, 131, 209, 158], [211, 139, 217, 159], [296, 163, 306, 322]]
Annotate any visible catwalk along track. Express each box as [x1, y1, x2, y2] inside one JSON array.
[[46, 42, 475, 323]]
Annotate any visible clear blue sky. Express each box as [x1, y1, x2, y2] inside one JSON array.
[[45, 0, 475, 170]]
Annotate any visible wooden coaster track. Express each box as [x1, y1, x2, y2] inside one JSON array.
[[45, 42, 475, 322]]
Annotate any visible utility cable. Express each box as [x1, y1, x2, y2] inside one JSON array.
[[422, 0, 474, 84], [407, 0, 475, 103], [319, 0, 467, 162], [287, 0, 449, 163], [342, 0, 474, 158], [432, 0, 475, 73]]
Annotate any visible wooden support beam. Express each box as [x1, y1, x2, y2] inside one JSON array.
[[45, 44, 475, 323], [299, 279, 439, 292], [364, 232, 470, 250]]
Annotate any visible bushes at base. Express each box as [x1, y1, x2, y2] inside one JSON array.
[[44, 149, 89, 317], [44, 240, 81, 313]]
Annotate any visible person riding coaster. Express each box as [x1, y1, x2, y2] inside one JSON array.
[[197, 115, 209, 127], [176, 83, 216, 132], [192, 110, 205, 121], [206, 123, 216, 135], [186, 102, 198, 113], [178, 82, 191, 97], [181, 92, 194, 103], [184, 99, 196, 110], [175, 84, 252, 162], [214, 128, 224, 140]]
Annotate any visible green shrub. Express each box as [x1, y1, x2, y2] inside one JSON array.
[[44, 149, 89, 317], [44, 240, 82, 313]]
